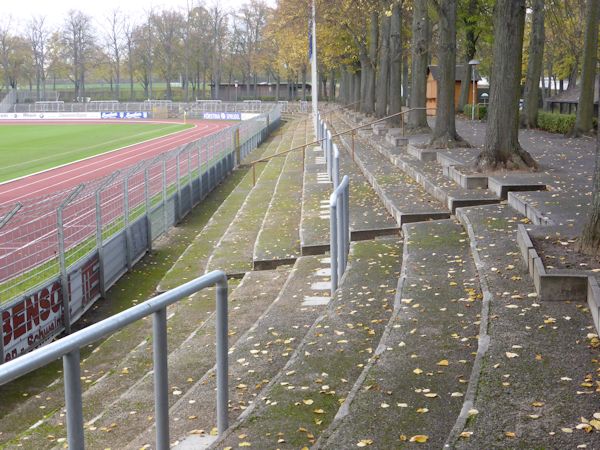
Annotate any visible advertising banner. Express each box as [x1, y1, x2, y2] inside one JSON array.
[[0, 112, 102, 120], [2, 280, 64, 362], [100, 111, 149, 119], [202, 112, 242, 121], [1, 254, 101, 362]]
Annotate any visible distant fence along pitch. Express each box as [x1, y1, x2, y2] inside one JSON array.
[[0, 106, 282, 363]]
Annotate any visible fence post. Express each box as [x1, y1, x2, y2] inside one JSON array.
[[235, 128, 241, 166], [176, 150, 182, 222], [95, 172, 119, 297], [187, 147, 193, 211], [123, 173, 132, 271], [162, 160, 168, 235], [57, 184, 85, 335], [0, 203, 22, 363], [144, 168, 153, 251], [197, 142, 203, 201]]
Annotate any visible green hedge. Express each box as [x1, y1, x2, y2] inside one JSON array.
[[537, 111, 576, 134], [463, 104, 487, 120]]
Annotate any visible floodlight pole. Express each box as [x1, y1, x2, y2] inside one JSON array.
[[469, 59, 480, 121]]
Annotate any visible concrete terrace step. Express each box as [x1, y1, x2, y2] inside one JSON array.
[[211, 237, 402, 450], [206, 120, 304, 277], [299, 143, 333, 255], [253, 123, 307, 269], [320, 220, 483, 449], [331, 115, 450, 226], [161, 255, 334, 449], [300, 130, 399, 254], [158, 127, 286, 291], [454, 203, 600, 449]]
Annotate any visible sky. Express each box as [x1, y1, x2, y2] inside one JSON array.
[[4, 0, 257, 31]]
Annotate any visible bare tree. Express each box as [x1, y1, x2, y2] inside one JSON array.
[[208, 4, 228, 100], [104, 10, 126, 100], [63, 10, 95, 100], [151, 10, 184, 100], [26, 16, 48, 100], [123, 19, 135, 100]]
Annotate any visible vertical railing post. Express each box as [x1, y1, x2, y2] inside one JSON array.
[[216, 277, 229, 435], [330, 198, 338, 296], [351, 129, 356, 161], [344, 182, 350, 268], [0, 202, 21, 363], [63, 349, 84, 449], [57, 184, 84, 335], [336, 190, 344, 281], [153, 307, 169, 450], [162, 160, 168, 235]]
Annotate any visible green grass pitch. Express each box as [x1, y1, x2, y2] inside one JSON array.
[[0, 122, 192, 183]]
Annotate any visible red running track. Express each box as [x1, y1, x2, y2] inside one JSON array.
[[0, 119, 231, 205], [0, 119, 233, 292]]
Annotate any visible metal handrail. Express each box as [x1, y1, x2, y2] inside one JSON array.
[[247, 107, 435, 183], [0, 270, 229, 450], [330, 175, 350, 295]]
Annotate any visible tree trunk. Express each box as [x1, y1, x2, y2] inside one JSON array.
[[302, 67, 307, 101], [364, 11, 379, 115], [458, 0, 477, 112], [402, 52, 409, 105], [475, 0, 537, 170], [578, 109, 600, 254], [360, 52, 369, 112], [353, 71, 361, 110], [430, 0, 466, 148], [376, 12, 390, 118], [407, 0, 430, 132], [572, 0, 600, 136], [329, 69, 336, 102], [389, 2, 402, 125], [521, 0, 545, 129]]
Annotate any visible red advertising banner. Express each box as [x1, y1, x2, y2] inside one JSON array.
[[1, 253, 102, 363]]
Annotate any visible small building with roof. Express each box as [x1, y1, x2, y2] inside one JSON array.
[[426, 65, 481, 116], [544, 76, 599, 116]]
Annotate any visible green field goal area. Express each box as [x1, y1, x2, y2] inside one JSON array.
[[0, 122, 193, 183]]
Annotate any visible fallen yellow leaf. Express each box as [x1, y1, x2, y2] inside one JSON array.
[[409, 435, 429, 443], [436, 360, 449, 366], [505, 431, 516, 438]]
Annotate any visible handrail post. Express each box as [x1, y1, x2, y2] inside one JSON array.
[[216, 277, 229, 434], [351, 130, 356, 161], [153, 307, 169, 450], [330, 200, 338, 296], [252, 163, 256, 186], [63, 349, 84, 449]]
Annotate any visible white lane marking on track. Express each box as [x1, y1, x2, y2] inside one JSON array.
[[0, 124, 185, 171], [0, 122, 228, 202]]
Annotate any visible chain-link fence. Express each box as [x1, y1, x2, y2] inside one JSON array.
[[0, 105, 281, 363]]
